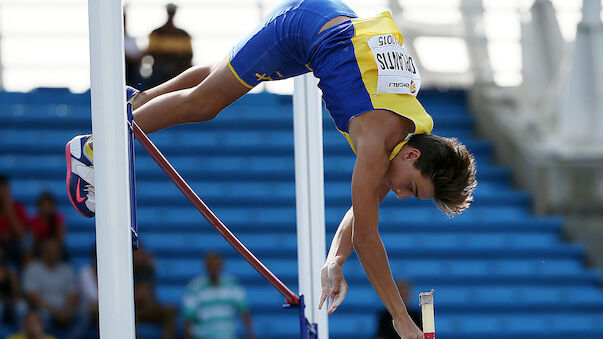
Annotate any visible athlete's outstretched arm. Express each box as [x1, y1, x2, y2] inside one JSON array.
[[319, 184, 390, 314], [319, 208, 353, 314], [349, 138, 423, 339]]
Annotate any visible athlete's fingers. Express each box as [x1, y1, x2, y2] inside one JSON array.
[[327, 288, 338, 314], [328, 295, 342, 315], [331, 289, 345, 310], [328, 292, 340, 315], [318, 291, 327, 310], [329, 289, 338, 307], [327, 293, 337, 314], [328, 281, 347, 314], [319, 265, 331, 310]]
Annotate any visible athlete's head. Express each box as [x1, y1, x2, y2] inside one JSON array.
[[386, 134, 476, 215]]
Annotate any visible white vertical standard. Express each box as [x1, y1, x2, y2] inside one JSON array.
[[558, 0, 603, 144], [87, 1, 136, 338], [293, 74, 329, 339]]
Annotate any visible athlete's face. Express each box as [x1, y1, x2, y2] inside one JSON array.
[[385, 146, 435, 200]]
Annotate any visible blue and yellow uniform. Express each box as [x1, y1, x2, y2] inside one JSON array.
[[228, 0, 433, 159]]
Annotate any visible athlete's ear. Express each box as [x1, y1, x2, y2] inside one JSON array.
[[403, 147, 421, 161]]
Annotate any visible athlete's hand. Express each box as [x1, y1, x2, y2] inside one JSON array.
[[318, 261, 348, 315], [393, 314, 423, 339]]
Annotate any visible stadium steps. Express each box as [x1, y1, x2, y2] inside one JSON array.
[[0, 89, 602, 338]]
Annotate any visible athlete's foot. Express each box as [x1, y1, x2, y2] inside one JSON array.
[[66, 134, 95, 218], [65, 87, 138, 218]]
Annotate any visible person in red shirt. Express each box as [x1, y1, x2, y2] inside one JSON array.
[[0, 176, 28, 269], [29, 192, 65, 247]]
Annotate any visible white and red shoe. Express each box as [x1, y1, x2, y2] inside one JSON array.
[[65, 86, 140, 218], [65, 134, 95, 218]]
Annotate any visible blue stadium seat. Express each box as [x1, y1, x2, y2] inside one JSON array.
[[2, 90, 602, 339]]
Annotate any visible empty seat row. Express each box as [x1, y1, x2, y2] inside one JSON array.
[[149, 257, 599, 286], [3, 89, 601, 339], [0, 158, 509, 187], [436, 312, 603, 334], [65, 215, 563, 234], [0, 133, 491, 156], [59, 205, 547, 228], [2, 125, 473, 145], [0, 95, 473, 125], [65, 230, 584, 261], [5, 177, 528, 208], [61, 205, 534, 225], [68, 231, 566, 251]]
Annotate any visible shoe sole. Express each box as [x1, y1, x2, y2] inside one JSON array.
[[65, 138, 94, 218]]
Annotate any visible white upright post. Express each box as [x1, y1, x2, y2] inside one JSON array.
[[558, 0, 603, 145], [87, 1, 136, 339], [293, 74, 328, 339], [520, 0, 565, 129]]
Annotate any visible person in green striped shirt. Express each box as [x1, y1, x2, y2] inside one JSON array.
[[182, 253, 255, 339]]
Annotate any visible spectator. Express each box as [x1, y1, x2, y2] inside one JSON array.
[[0, 175, 28, 268], [124, 7, 145, 87], [133, 245, 176, 339], [182, 252, 254, 339], [79, 248, 99, 336], [7, 309, 57, 339], [28, 192, 67, 260], [23, 238, 86, 339], [0, 247, 26, 328], [375, 280, 422, 339], [146, 3, 193, 86]]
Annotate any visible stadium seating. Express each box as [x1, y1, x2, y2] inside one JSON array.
[[1, 88, 602, 339]]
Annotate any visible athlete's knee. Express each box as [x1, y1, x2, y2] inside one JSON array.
[[183, 101, 219, 123], [191, 105, 221, 122]]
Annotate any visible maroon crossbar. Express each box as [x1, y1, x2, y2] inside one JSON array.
[[132, 122, 300, 305]]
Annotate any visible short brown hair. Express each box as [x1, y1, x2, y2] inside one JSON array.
[[407, 134, 477, 216]]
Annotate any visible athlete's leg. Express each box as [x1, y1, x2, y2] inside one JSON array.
[[68, 60, 249, 217], [66, 0, 354, 217], [132, 64, 216, 110], [133, 58, 251, 134]]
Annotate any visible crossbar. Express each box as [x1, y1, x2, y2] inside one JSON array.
[[131, 121, 300, 305]]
